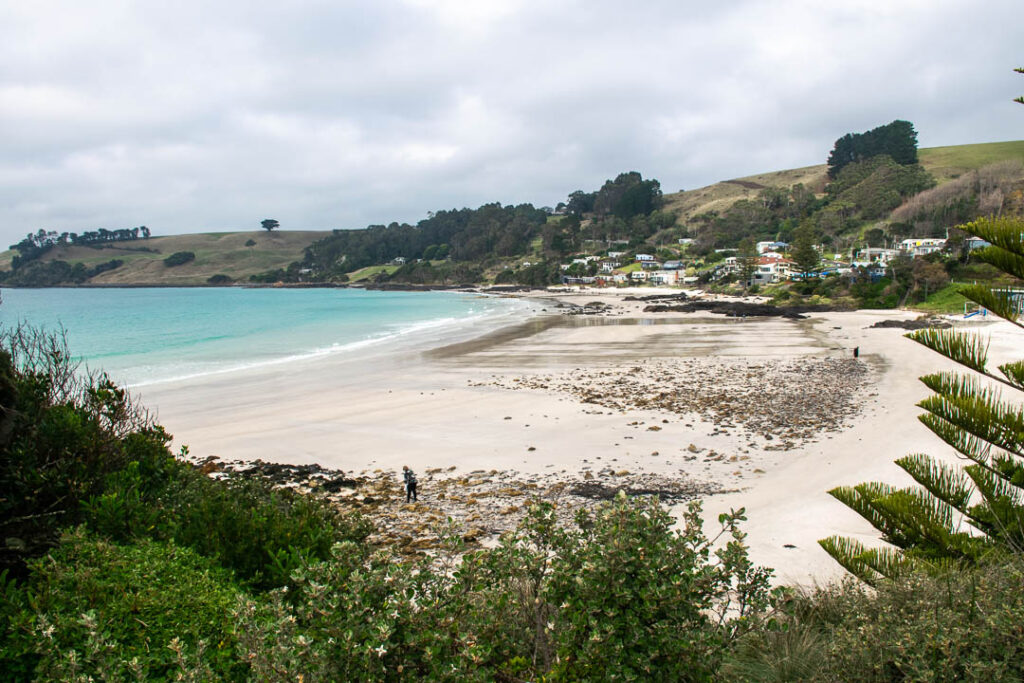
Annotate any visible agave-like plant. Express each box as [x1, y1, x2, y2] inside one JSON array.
[[820, 214, 1024, 585]]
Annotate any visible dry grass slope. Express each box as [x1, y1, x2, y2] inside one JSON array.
[[0, 231, 328, 285], [661, 139, 1024, 227]]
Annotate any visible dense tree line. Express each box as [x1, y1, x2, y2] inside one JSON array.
[[689, 183, 822, 252], [256, 172, 668, 284], [300, 203, 548, 279], [826, 119, 919, 178], [9, 227, 150, 270], [0, 259, 124, 287], [566, 171, 663, 219]]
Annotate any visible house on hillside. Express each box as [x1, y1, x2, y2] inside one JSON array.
[[752, 255, 793, 285], [899, 238, 946, 257], [757, 241, 789, 254], [635, 253, 655, 263], [965, 236, 992, 251], [649, 270, 682, 286], [853, 247, 899, 265]]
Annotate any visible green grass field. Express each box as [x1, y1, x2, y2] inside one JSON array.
[[346, 264, 400, 282], [912, 282, 971, 314], [918, 140, 1024, 182]]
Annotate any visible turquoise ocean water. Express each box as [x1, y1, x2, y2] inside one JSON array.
[[0, 288, 533, 387]]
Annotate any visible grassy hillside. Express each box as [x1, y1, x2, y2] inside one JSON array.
[[661, 139, 1024, 228], [918, 139, 1024, 182], [1, 230, 327, 285], [3, 140, 1021, 286]]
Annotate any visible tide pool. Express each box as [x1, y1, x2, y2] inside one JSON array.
[[0, 287, 533, 386]]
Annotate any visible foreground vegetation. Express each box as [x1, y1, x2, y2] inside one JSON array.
[[2, 321, 1024, 681], [4, 85, 1024, 677]]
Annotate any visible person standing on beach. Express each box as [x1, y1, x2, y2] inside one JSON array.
[[402, 465, 418, 503]]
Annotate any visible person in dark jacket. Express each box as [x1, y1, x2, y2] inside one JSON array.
[[402, 465, 418, 503]]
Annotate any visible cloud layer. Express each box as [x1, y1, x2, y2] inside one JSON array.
[[1, 0, 1020, 245]]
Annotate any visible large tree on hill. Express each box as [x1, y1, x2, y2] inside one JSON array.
[[588, 172, 662, 219], [820, 215, 1024, 584], [261, 219, 280, 232], [827, 120, 919, 178]]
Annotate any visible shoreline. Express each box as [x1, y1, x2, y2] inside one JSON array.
[[133, 287, 1021, 586]]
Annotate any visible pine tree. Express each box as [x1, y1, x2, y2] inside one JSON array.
[[790, 224, 821, 281], [738, 238, 758, 289], [819, 215, 1024, 584]]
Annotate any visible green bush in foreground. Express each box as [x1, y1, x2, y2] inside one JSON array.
[[4, 530, 247, 682], [725, 559, 1024, 682], [0, 325, 173, 575], [0, 324, 366, 591], [235, 495, 778, 682]]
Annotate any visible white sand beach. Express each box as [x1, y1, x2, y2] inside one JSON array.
[[136, 289, 1020, 586]]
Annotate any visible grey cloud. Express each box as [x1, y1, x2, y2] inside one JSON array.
[[0, 0, 1021, 246]]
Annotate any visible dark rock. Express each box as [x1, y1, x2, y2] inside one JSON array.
[[643, 301, 837, 318], [870, 318, 952, 330]]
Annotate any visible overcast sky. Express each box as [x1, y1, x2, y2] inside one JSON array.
[[1, 0, 1020, 246]]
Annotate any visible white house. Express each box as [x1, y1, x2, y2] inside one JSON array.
[[757, 241, 789, 254], [853, 247, 899, 265], [899, 238, 946, 257], [635, 253, 655, 262], [751, 255, 793, 284], [648, 270, 682, 285]]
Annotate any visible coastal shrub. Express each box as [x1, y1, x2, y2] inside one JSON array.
[[162, 471, 370, 590], [163, 251, 196, 267], [235, 494, 777, 681], [725, 560, 1024, 682], [3, 529, 247, 682], [207, 273, 234, 285], [234, 510, 491, 681], [0, 323, 365, 590], [0, 325, 169, 575], [821, 215, 1024, 583], [541, 496, 775, 681]]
